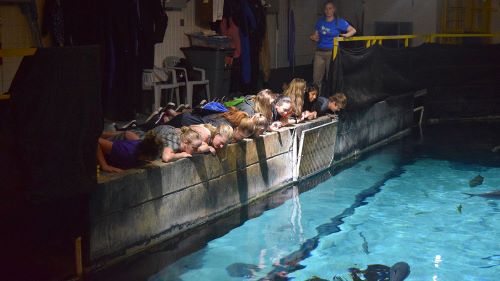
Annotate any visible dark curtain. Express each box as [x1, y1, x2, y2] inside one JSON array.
[[328, 43, 500, 109], [43, 0, 168, 120]]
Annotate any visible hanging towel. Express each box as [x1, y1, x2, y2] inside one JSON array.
[[260, 30, 271, 83], [220, 17, 241, 59]]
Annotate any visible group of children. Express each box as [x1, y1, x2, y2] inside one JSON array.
[[97, 78, 347, 173]]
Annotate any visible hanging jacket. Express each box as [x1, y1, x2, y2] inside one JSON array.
[[240, 0, 257, 84]]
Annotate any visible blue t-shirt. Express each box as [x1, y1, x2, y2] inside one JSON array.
[[315, 17, 349, 49]]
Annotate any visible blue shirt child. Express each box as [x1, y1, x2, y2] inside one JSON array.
[[315, 17, 349, 50]]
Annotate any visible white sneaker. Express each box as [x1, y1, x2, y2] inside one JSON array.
[[145, 108, 163, 123]]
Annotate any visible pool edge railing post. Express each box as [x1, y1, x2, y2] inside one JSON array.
[[75, 236, 83, 277], [333, 37, 340, 60]]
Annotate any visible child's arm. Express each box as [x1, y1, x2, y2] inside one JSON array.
[[97, 138, 123, 173], [100, 130, 140, 140], [197, 142, 216, 155], [269, 121, 283, 131], [161, 147, 192, 163]]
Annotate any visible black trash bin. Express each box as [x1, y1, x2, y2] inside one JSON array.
[[181, 46, 234, 100]]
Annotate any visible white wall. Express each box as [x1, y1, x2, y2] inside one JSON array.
[[154, 1, 201, 66], [492, 0, 500, 43], [336, 0, 364, 33], [154, 0, 319, 68], [289, 0, 317, 66], [0, 5, 35, 93]]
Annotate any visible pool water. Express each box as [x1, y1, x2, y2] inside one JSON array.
[[94, 123, 500, 281]]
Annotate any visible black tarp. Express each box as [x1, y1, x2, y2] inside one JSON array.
[[42, 0, 168, 120], [328, 43, 500, 110], [2, 47, 103, 278], [9, 46, 103, 201]]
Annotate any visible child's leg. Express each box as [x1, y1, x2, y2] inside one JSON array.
[[100, 131, 121, 139]]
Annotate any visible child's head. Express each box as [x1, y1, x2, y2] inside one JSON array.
[[137, 132, 164, 161], [328, 92, 347, 112], [254, 89, 275, 121], [233, 117, 255, 142], [252, 113, 269, 137], [274, 95, 294, 118], [306, 83, 319, 102], [284, 78, 306, 117], [212, 124, 233, 149], [179, 127, 203, 154]]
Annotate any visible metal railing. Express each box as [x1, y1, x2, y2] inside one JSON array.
[[424, 33, 498, 43], [0, 47, 37, 58]]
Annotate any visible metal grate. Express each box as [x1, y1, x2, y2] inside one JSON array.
[[296, 121, 338, 179]]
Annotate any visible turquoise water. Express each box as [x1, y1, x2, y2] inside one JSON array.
[[94, 124, 500, 281]]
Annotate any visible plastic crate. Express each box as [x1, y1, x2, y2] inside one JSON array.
[[186, 32, 231, 49]]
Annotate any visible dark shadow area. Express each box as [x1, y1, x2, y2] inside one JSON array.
[[2, 47, 103, 281], [254, 136, 270, 186], [267, 64, 313, 93], [236, 142, 250, 222], [414, 122, 500, 168]]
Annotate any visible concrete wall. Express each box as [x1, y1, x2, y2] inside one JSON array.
[[91, 127, 296, 263], [335, 93, 415, 161]]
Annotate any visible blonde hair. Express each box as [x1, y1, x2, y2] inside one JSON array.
[[329, 92, 347, 109], [252, 89, 274, 121], [237, 117, 256, 137], [215, 124, 234, 141], [179, 126, 202, 144], [284, 78, 306, 117], [252, 113, 269, 135], [202, 124, 217, 136]]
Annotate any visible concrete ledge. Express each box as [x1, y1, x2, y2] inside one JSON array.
[[335, 93, 414, 160], [90, 125, 298, 262], [92, 129, 294, 217]]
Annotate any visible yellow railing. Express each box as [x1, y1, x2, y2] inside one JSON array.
[[0, 48, 37, 58], [424, 33, 497, 43], [333, 33, 500, 59], [0, 48, 37, 99], [333, 35, 418, 59]]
